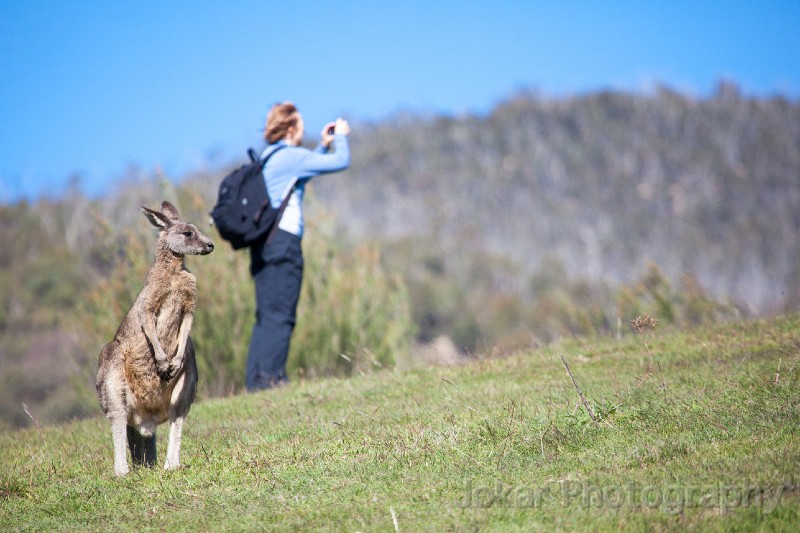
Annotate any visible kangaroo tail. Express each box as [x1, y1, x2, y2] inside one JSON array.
[[127, 425, 157, 467]]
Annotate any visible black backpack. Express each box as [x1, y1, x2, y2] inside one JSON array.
[[210, 146, 293, 250]]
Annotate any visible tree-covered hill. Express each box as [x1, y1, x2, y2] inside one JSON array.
[[312, 82, 799, 318]]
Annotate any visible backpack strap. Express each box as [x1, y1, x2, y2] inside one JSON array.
[[259, 144, 286, 167], [251, 144, 298, 245], [253, 145, 287, 223], [265, 177, 299, 245]]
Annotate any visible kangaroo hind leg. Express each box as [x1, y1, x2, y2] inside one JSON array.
[[164, 416, 184, 470]]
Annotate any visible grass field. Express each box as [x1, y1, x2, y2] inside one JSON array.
[[2, 314, 799, 531]]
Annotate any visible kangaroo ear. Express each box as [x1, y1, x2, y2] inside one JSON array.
[[160, 201, 180, 221], [141, 206, 170, 229]]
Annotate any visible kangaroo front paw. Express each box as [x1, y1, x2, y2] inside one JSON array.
[[156, 361, 180, 381]]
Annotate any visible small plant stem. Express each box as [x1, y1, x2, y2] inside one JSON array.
[[22, 403, 45, 441], [559, 354, 598, 427], [540, 426, 547, 459], [657, 362, 668, 403]]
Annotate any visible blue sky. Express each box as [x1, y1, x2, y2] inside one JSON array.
[[1, 1, 798, 202]]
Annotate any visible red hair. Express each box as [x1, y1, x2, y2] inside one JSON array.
[[264, 102, 299, 144]]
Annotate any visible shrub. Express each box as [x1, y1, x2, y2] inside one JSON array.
[[289, 210, 415, 378]]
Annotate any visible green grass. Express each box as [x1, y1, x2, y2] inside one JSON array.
[[2, 315, 799, 531]]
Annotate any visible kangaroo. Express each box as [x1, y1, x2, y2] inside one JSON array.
[[96, 201, 214, 476]]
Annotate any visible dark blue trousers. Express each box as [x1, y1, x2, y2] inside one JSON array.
[[245, 229, 303, 391]]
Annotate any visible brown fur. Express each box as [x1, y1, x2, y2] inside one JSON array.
[[96, 201, 214, 476]]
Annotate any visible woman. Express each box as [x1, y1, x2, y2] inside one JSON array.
[[245, 102, 350, 391]]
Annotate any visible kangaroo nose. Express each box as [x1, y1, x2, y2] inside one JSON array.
[[208, 242, 215, 251]]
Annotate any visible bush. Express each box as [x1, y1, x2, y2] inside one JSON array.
[[289, 209, 415, 378]]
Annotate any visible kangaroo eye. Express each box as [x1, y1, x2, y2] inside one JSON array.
[[183, 231, 194, 238]]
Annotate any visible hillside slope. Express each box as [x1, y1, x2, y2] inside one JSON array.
[[2, 314, 798, 531]]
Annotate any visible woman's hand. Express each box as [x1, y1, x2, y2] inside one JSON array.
[[321, 118, 350, 147], [333, 118, 350, 136]]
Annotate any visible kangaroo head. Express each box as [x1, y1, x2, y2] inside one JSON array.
[[141, 201, 215, 256]]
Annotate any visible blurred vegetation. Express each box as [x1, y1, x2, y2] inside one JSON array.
[[314, 81, 799, 321], [1, 82, 797, 428]]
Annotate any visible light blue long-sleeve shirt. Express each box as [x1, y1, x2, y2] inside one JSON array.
[[260, 135, 350, 238]]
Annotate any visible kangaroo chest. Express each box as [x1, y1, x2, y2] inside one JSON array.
[[154, 272, 196, 347]]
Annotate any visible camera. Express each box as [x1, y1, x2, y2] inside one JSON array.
[[327, 125, 336, 135]]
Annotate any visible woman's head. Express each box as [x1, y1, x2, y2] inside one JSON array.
[[265, 101, 304, 145]]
